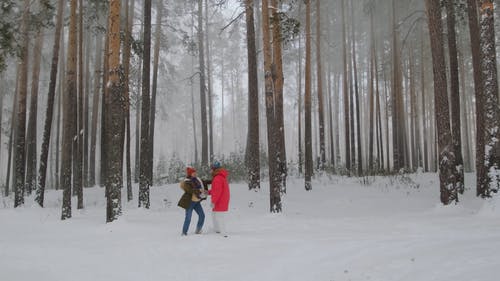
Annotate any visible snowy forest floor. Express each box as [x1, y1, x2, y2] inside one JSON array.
[[1, 173, 499, 281]]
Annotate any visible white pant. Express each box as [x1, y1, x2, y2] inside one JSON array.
[[212, 212, 226, 235]]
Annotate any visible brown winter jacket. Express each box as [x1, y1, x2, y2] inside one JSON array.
[[177, 177, 209, 209]]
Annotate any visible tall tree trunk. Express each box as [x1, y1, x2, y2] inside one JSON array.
[[139, 0, 152, 208], [270, 0, 286, 190], [89, 33, 102, 188], [61, 0, 78, 219], [35, 0, 65, 207], [134, 24, 143, 184], [383, 68, 390, 170], [478, 0, 500, 196], [458, 45, 472, 173], [198, 0, 208, 165], [190, 4, 198, 163], [123, 0, 135, 201], [328, 67, 335, 169], [244, 0, 260, 190], [297, 4, 303, 175], [315, 0, 325, 170], [56, 34, 66, 191], [205, 0, 214, 162], [83, 27, 91, 188], [466, 0, 486, 195], [26, 29, 44, 196], [391, 0, 405, 172], [105, 0, 123, 222], [420, 26, 429, 172], [74, 0, 84, 209], [350, 1, 362, 175], [14, 0, 30, 207], [368, 9, 375, 172], [409, 52, 417, 170], [304, 0, 313, 190], [374, 39, 384, 171], [5, 66, 19, 197], [262, 0, 282, 211], [150, 0, 162, 186], [445, 0, 465, 193], [100, 10, 111, 188], [425, 0, 460, 205], [341, 0, 350, 173]]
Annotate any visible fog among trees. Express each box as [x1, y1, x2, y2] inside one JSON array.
[[0, 0, 499, 219]]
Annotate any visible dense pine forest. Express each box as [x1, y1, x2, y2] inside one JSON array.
[[0, 0, 499, 221]]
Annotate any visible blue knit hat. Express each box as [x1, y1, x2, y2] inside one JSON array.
[[211, 161, 221, 170]]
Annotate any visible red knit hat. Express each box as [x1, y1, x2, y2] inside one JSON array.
[[186, 166, 196, 176]]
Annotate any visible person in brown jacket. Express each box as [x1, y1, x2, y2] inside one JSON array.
[[178, 167, 207, 236]]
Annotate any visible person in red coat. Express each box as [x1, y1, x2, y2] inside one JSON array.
[[208, 161, 230, 236]]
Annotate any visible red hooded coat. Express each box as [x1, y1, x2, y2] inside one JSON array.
[[209, 169, 230, 212]]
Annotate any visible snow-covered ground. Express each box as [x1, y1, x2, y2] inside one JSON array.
[[1, 173, 499, 281]]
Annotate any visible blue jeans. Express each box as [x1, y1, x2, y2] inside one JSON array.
[[182, 201, 205, 235]]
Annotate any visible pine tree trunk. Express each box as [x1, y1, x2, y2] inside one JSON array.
[[478, 0, 500, 196], [75, 0, 84, 209], [466, 0, 486, 195], [368, 9, 375, 172], [262, 0, 283, 210], [341, 0, 350, 173], [374, 45, 384, 171], [458, 46, 472, 172], [198, 0, 208, 165], [5, 66, 19, 197], [391, 0, 405, 172], [14, 0, 30, 207], [351, 1, 362, 175], [244, 0, 260, 190], [270, 0, 287, 190], [35, 0, 64, 206], [138, 0, 152, 208], [445, 0, 465, 193], [56, 38, 65, 191], [409, 52, 417, 170], [105, 0, 123, 222], [425, 0, 460, 205], [191, 58, 199, 163], [328, 65, 335, 169], [26, 29, 44, 196], [83, 29, 91, 188], [100, 13, 110, 188], [123, 0, 135, 201], [420, 27, 429, 172], [61, 0, 78, 219], [134, 23, 142, 184], [190, 6, 198, 163], [205, 0, 214, 162], [150, 0, 162, 186], [89, 33, 102, 188], [383, 68, 390, 170], [316, 0, 325, 170], [297, 6, 303, 175], [304, 0, 313, 190]]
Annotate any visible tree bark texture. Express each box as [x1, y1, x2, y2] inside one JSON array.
[[139, 0, 152, 208], [479, 0, 500, 196], [105, 0, 124, 222], [61, 0, 78, 219], [244, 0, 260, 190], [262, 0, 282, 211], [425, 0, 460, 205], [35, 0, 65, 207]]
